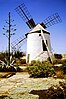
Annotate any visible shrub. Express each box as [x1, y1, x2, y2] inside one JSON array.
[[20, 59, 26, 64], [30, 82, 66, 99], [59, 82, 66, 99], [53, 58, 66, 65], [53, 58, 62, 65], [0, 65, 16, 72], [64, 75, 66, 79], [62, 63, 66, 74], [53, 58, 66, 75], [56, 71, 64, 79], [45, 86, 64, 99], [27, 60, 55, 78], [54, 53, 62, 59], [0, 64, 22, 72], [30, 60, 37, 66], [62, 59, 66, 64]]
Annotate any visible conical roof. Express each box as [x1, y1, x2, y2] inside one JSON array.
[[25, 24, 50, 36]]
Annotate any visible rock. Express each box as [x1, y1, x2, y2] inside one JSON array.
[[54, 75, 57, 78]]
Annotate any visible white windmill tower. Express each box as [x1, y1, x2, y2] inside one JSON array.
[[26, 24, 52, 63], [13, 3, 62, 63]]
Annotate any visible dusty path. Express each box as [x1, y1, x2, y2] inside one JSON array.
[[0, 72, 65, 99]]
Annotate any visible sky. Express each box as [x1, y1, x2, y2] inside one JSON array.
[[0, 0, 66, 54]]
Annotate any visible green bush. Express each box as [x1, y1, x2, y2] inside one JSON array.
[[27, 60, 55, 78]]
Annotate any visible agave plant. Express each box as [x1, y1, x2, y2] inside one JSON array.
[[0, 56, 20, 72]]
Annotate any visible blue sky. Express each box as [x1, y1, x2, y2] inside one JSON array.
[[0, 0, 66, 54]]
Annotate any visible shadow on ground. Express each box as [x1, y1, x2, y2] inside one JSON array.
[[30, 86, 65, 99]]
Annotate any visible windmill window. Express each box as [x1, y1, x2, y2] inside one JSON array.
[[39, 34, 41, 36], [42, 40, 47, 51], [46, 40, 48, 46]]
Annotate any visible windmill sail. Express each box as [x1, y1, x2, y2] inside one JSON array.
[[15, 3, 61, 29], [43, 13, 62, 28], [11, 36, 26, 52], [15, 3, 36, 29]]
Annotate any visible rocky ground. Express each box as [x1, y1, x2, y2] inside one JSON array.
[[0, 72, 65, 99]]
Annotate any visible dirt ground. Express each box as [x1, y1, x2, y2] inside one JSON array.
[[0, 72, 65, 99]]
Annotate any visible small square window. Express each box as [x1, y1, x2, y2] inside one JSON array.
[[39, 34, 41, 36]]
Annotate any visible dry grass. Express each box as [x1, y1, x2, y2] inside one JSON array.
[[56, 70, 64, 79]]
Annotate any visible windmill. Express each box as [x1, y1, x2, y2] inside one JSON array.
[[12, 3, 62, 63]]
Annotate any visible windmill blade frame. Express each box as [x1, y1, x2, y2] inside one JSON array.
[[11, 36, 26, 52], [43, 13, 62, 28], [15, 3, 36, 29]]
